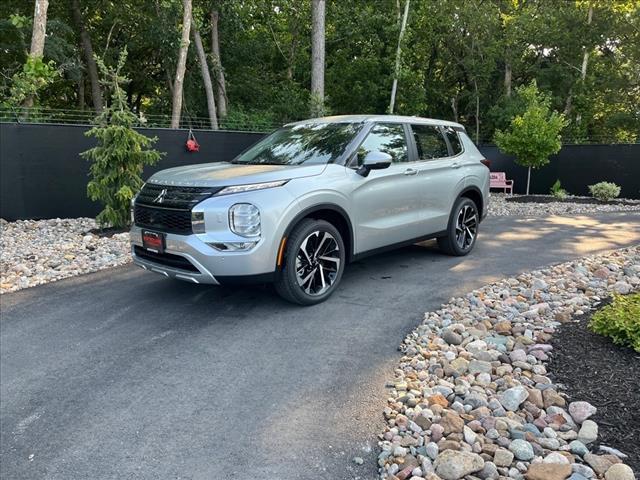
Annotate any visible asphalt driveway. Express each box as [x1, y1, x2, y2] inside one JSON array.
[[1, 213, 638, 480]]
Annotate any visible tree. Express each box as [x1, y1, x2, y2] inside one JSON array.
[[170, 0, 193, 129], [388, 0, 410, 114], [82, 49, 163, 228], [22, 0, 49, 108], [71, 0, 103, 113], [494, 81, 567, 195], [191, 13, 217, 129], [310, 0, 325, 117], [210, 5, 227, 118]]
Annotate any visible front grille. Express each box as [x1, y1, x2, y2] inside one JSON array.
[[134, 204, 192, 234], [136, 183, 222, 209], [134, 246, 199, 272], [134, 183, 223, 234]]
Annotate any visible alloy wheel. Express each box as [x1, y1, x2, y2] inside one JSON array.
[[295, 230, 341, 296], [455, 204, 478, 250]]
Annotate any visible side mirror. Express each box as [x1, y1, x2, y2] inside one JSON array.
[[356, 151, 392, 177]]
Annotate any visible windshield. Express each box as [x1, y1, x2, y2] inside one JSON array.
[[232, 122, 362, 166]]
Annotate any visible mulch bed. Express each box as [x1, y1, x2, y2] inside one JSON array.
[[547, 298, 640, 474], [504, 195, 638, 206]]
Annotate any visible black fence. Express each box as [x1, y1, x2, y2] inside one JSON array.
[[1, 123, 639, 221]]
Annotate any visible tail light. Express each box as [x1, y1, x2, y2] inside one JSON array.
[[480, 158, 491, 169]]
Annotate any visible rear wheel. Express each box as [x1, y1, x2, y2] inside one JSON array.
[[438, 197, 479, 256], [274, 219, 346, 305]]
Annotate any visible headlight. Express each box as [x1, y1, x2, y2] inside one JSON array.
[[130, 195, 138, 224], [217, 180, 288, 195], [191, 211, 205, 234], [229, 203, 260, 237]]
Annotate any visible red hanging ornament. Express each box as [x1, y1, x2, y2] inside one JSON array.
[[186, 128, 200, 152]]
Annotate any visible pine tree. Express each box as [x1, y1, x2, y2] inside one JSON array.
[[82, 48, 163, 229]]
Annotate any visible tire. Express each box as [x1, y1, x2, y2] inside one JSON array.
[[437, 197, 480, 256], [274, 219, 346, 305]]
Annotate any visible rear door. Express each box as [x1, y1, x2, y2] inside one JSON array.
[[408, 124, 467, 234], [348, 122, 427, 253]]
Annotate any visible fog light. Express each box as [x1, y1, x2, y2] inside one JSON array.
[[208, 241, 258, 251], [191, 211, 205, 234], [229, 203, 260, 237]]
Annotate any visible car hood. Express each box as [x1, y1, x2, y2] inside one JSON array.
[[147, 162, 327, 187]]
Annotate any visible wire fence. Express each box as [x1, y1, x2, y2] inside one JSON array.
[[0, 107, 283, 133], [1, 107, 637, 144]]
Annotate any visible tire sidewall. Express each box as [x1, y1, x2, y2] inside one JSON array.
[[448, 197, 479, 255], [281, 219, 346, 305]]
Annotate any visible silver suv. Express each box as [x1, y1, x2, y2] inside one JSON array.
[[130, 115, 489, 305]]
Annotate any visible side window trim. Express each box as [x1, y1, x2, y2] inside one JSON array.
[[404, 123, 420, 163], [439, 125, 455, 157], [443, 126, 466, 158]]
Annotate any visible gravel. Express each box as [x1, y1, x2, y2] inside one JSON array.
[[488, 193, 640, 216], [379, 246, 639, 480], [1, 218, 130, 294]]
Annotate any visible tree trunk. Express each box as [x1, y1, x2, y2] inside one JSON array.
[[22, 0, 49, 108], [72, 0, 103, 113], [473, 78, 480, 144], [576, 5, 593, 125], [310, 0, 326, 116], [192, 15, 218, 130], [389, 0, 410, 114], [504, 61, 512, 97], [170, 0, 193, 129], [210, 8, 227, 118], [77, 73, 85, 109], [29, 0, 48, 57], [450, 96, 458, 123]]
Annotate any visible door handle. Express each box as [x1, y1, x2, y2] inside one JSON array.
[[403, 168, 418, 176], [451, 162, 461, 169]]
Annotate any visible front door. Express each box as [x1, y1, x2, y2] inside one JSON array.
[[348, 122, 426, 253]]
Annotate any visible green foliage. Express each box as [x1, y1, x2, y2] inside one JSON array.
[[494, 81, 567, 170], [588, 182, 621, 202], [2, 55, 58, 107], [81, 49, 163, 228], [589, 293, 640, 352], [550, 179, 568, 200]]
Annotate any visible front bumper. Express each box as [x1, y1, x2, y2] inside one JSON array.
[[130, 225, 279, 285]]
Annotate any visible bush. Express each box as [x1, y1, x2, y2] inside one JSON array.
[[589, 292, 640, 352], [550, 179, 568, 200], [588, 181, 621, 202]]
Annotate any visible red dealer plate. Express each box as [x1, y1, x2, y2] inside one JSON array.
[[142, 230, 165, 253]]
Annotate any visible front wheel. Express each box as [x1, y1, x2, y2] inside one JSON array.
[[274, 219, 346, 305], [438, 197, 479, 256]]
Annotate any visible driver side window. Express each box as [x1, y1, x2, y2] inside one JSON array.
[[356, 123, 408, 165]]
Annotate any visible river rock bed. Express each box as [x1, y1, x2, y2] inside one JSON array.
[[379, 246, 639, 480], [488, 194, 640, 217], [1, 218, 130, 294]]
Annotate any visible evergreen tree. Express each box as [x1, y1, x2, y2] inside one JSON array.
[[82, 48, 163, 228]]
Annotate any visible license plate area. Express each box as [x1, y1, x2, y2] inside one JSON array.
[[142, 230, 165, 253]]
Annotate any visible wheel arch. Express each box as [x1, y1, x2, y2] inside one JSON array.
[[278, 204, 355, 268], [458, 186, 485, 220]]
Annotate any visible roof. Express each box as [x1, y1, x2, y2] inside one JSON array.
[[286, 114, 464, 129]]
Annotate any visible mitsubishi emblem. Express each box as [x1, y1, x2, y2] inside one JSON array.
[[153, 188, 168, 204]]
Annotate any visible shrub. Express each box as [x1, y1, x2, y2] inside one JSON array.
[[588, 182, 621, 202], [82, 49, 163, 229], [589, 292, 640, 352], [550, 179, 568, 200]]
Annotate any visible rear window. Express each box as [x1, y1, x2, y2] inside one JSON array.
[[443, 126, 463, 155], [411, 124, 449, 160]]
